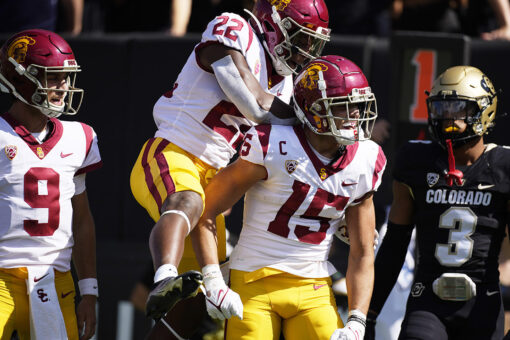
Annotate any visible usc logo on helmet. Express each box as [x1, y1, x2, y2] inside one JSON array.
[[270, 0, 291, 11], [7, 36, 36, 64], [300, 63, 328, 90]]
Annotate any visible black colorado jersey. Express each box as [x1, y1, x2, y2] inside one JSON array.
[[393, 141, 510, 284]]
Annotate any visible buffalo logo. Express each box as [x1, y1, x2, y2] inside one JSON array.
[[36, 146, 44, 159], [480, 75, 493, 95], [320, 168, 327, 180], [300, 63, 328, 90], [426, 172, 440, 187], [7, 36, 36, 64], [37, 288, 49, 302], [4, 145, 17, 160], [411, 282, 425, 297], [285, 160, 298, 174], [270, 0, 291, 11]]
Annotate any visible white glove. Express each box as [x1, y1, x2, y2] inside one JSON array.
[[330, 310, 366, 340], [335, 226, 379, 250], [202, 264, 243, 320]]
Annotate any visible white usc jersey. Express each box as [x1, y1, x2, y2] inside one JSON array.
[[0, 114, 101, 272], [230, 125, 386, 278], [154, 12, 293, 169]]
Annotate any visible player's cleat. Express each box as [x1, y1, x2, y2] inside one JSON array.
[[146, 270, 203, 320]]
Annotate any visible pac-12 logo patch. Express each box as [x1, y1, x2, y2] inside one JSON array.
[[4, 145, 17, 160], [285, 160, 298, 174], [426, 172, 440, 187]]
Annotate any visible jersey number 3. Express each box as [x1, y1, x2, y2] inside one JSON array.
[[435, 207, 476, 266], [24, 167, 60, 236]]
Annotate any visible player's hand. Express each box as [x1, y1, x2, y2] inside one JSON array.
[[330, 313, 366, 340], [76, 295, 97, 340], [202, 264, 243, 320]]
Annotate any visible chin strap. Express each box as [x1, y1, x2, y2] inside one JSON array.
[[445, 139, 463, 186]]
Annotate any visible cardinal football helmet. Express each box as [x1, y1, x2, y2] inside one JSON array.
[[427, 65, 498, 147], [0, 29, 83, 118], [293, 55, 377, 145], [246, 0, 330, 76]]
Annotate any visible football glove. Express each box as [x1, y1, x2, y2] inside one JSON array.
[[145, 270, 203, 320], [330, 310, 366, 340], [202, 264, 243, 320]]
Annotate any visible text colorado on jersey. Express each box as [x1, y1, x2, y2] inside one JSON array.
[[425, 189, 492, 206]]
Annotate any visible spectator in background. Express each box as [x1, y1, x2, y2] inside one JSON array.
[[392, 0, 510, 40], [0, 0, 83, 35], [325, 0, 393, 36]]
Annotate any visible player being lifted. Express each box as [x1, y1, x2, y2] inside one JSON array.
[[129, 0, 330, 338], [194, 55, 386, 340], [365, 66, 510, 340]]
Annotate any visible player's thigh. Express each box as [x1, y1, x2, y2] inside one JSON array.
[[399, 310, 448, 340], [0, 269, 29, 340], [283, 278, 341, 340], [130, 138, 205, 222], [145, 294, 206, 340], [226, 270, 281, 340], [55, 271, 79, 340]]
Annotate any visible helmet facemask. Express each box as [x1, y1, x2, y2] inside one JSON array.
[[1, 57, 84, 118], [427, 95, 495, 148], [426, 65, 498, 148], [246, 4, 330, 77], [295, 86, 378, 145], [271, 8, 330, 75]]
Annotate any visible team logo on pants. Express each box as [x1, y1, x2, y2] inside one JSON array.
[[4, 145, 17, 160]]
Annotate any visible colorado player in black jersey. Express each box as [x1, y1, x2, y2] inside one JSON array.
[[364, 65, 510, 340]]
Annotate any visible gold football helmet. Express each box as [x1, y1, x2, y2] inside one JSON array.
[[427, 66, 497, 147]]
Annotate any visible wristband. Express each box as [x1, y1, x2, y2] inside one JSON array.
[[153, 263, 178, 283], [202, 264, 223, 291], [347, 309, 367, 327], [78, 278, 99, 297]]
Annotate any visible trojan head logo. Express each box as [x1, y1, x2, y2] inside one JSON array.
[[300, 63, 328, 90], [7, 36, 36, 64], [285, 160, 298, 174], [4, 145, 17, 160], [270, 0, 291, 11]]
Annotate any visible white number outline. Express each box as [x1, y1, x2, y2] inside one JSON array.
[[435, 207, 476, 266]]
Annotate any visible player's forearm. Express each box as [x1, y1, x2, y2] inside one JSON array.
[[346, 250, 374, 314], [72, 214, 97, 279], [191, 216, 221, 268], [71, 192, 97, 279]]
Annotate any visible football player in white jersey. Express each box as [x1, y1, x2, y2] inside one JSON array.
[[194, 56, 386, 340], [129, 0, 331, 338], [0, 29, 101, 340]]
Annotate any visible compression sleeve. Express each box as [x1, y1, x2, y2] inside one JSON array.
[[368, 221, 414, 317], [211, 55, 294, 125]]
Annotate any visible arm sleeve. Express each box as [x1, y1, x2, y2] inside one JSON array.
[[369, 221, 414, 316], [76, 123, 102, 176], [211, 55, 270, 123]]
